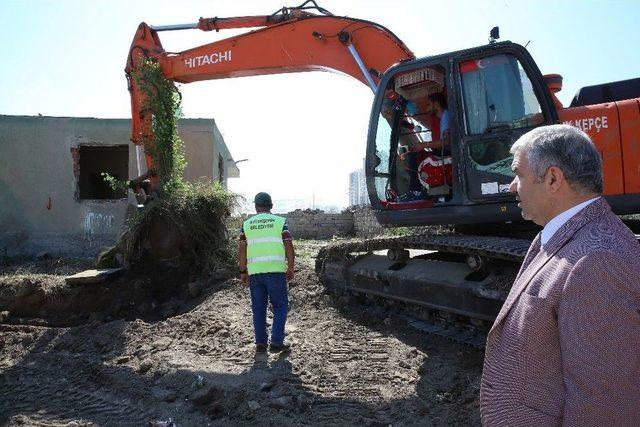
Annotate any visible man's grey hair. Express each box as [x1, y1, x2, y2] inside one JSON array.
[[510, 124, 603, 194]]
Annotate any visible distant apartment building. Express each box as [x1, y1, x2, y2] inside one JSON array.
[[348, 160, 368, 207]]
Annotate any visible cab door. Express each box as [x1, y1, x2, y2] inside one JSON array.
[[456, 46, 557, 202]]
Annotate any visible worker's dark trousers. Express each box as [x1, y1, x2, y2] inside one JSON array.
[[248, 272, 288, 345]]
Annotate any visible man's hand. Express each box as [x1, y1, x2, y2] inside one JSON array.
[[240, 273, 249, 284], [284, 240, 295, 282]]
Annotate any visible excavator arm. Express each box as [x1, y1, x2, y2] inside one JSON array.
[[125, 2, 415, 183]]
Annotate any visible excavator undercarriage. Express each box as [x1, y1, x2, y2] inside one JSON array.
[[316, 232, 531, 347], [316, 226, 640, 347]]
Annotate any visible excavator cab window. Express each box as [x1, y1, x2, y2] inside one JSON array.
[[459, 53, 547, 200], [460, 54, 544, 135], [372, 65, 449, 206]]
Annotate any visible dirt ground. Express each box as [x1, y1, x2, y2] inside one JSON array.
[[0, 240, 484, 426]]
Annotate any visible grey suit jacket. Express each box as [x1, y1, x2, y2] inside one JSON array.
[[480, 198, 640, 426]]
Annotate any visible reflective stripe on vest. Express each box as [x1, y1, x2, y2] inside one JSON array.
[[243, 213, 287, 275], [246, 237, 284, 245], [247, 255, 286, 263]]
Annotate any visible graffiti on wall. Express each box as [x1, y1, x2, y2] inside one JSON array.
[[83, 211, 115, 240]]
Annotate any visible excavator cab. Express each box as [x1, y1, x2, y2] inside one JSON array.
[[367, 42, 559, 227]]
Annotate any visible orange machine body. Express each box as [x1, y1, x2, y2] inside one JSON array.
[[558, 99, 640, 195]]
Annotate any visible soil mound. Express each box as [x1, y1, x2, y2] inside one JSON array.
[[98, 182, 237, 273], [0, 257, 232, 327]]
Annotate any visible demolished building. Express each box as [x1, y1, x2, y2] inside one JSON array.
[[0, 115, 239, 257]]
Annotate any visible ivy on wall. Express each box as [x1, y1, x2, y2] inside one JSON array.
[[132, 58, 186, 193]]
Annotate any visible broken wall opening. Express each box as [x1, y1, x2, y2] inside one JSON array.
[[77, 145, 128, 200], [218, 154, 224, 185]]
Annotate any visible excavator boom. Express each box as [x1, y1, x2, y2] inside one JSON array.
[[125, 3, 414, 177]]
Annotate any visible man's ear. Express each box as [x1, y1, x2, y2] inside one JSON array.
[[546, 166, 564, 193]]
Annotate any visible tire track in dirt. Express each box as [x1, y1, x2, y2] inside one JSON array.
[[1, 359, 154, 426], [313, 333, 391, 399], [286, 308, 424, 424]]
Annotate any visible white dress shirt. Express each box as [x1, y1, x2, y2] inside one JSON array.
[[541, 197, 600, 246]]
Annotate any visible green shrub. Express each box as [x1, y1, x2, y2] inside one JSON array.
[[97, 60, 239, 275]]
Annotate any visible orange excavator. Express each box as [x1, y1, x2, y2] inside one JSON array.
[[126, 2, 640, 344]]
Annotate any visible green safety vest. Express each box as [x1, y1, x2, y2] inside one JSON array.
[[243, 213, 287, 275]]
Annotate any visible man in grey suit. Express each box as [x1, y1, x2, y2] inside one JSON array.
[[480, 124, 640, 426]]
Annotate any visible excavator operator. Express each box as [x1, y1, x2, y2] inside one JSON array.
[[397, 92, 452, 202], [414, 92, 450, 157]]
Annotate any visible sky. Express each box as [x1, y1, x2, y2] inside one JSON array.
[[1, 0, 639, 210]]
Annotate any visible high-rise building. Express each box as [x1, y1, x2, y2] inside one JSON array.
[[348, 159, 368, 207]]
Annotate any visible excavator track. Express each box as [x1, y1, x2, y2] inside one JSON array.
[[400, 315, 488, 348], [316, 233, 531, 262], [316, 233, 532, 347]]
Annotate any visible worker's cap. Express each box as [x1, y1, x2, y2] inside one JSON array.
[[254, 192, 273, 207]]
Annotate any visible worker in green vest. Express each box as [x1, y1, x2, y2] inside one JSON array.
[[238, 192, 295, 353]]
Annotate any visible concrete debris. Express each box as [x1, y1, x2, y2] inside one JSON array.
[[116, 355, 131, 364], [148, 418, 176, 427], [64, 268, 124, 285], [152, 338, 172, 350], [138, 361, 153, 374]]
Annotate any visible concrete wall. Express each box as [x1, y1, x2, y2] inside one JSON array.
[[258, 207, 440, 240], [352, 206, 388, 237], [280, 207, 388, 239], [0, 115, 238, 257], [181, 118, 239, 185], [239, 207, 405, 240], [283, 209, 354, 239], [281, 207, 441, 240]]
